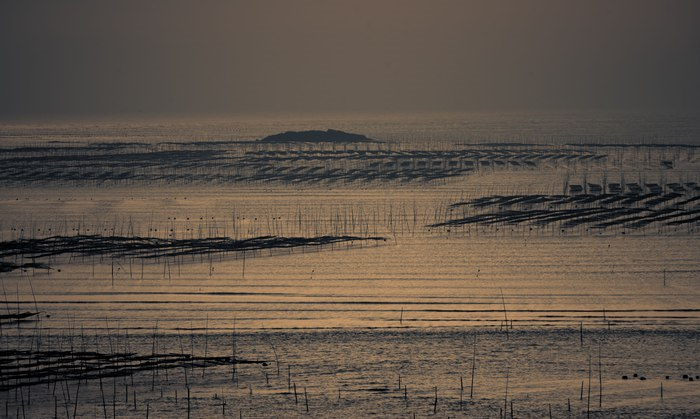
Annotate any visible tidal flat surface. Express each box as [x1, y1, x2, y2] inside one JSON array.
[[1, 114, 699, 418]]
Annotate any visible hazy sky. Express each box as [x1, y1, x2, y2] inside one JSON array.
[[1, 0, 699, 118]]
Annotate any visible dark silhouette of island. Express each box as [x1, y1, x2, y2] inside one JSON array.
[[259, 129, 377, 143]]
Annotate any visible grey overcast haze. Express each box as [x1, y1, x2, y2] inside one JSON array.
[[1, 0, 699, 118]]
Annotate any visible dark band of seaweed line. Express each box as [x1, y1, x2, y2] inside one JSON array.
[[431, 188, 700, 232], [0, 234, 386, 262], [0, 349, 268, 391]]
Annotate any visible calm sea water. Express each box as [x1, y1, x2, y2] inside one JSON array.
[[1, 111, 699, 418], [2, 110, 700, 145]]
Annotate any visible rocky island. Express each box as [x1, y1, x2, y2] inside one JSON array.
[[258, 129, 377, 143]]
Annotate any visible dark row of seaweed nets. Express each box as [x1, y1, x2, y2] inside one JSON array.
[[430, 186, 700, 233], [0, 348, 265, 392], [0, 140, 606, 186], [238, 146, 602, 164], [0, 234, 385, 272]]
